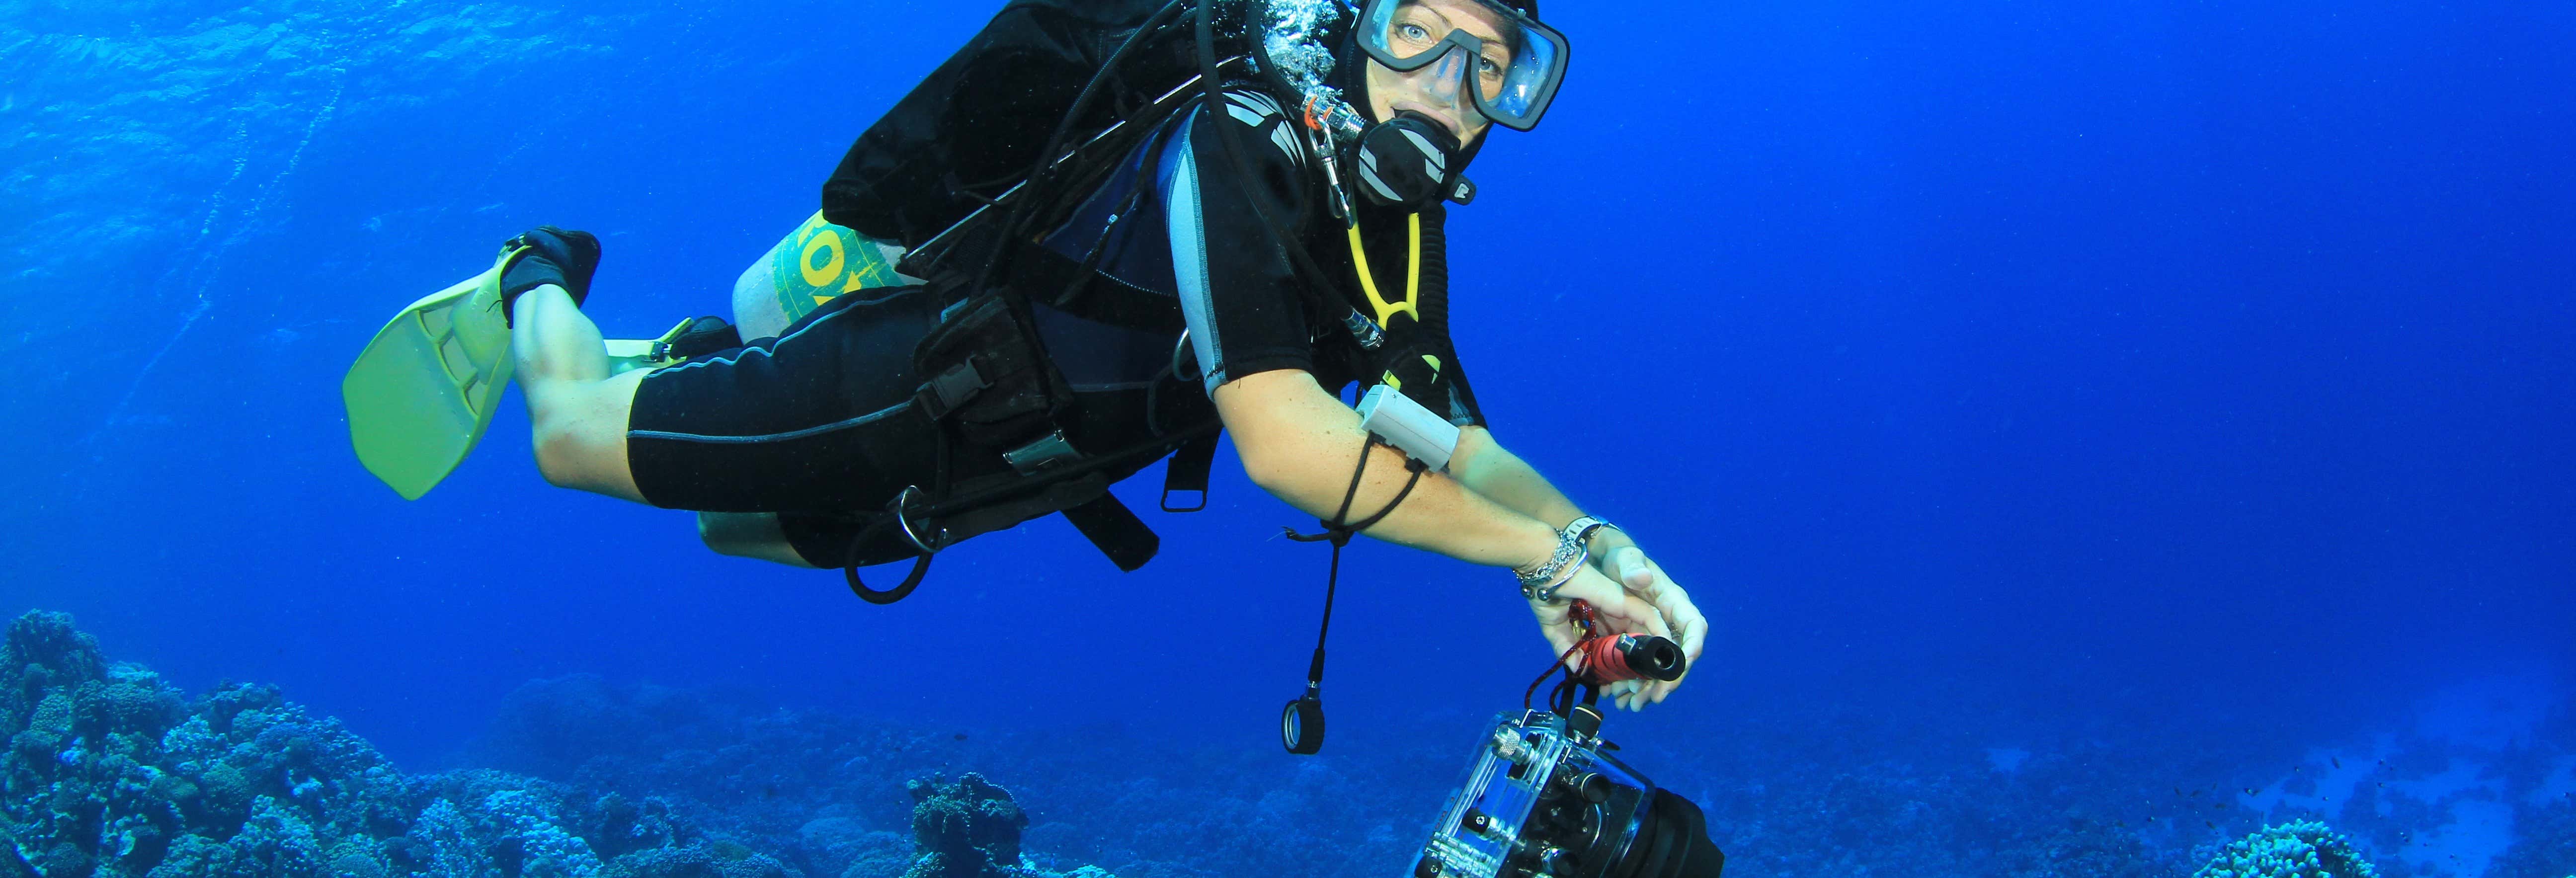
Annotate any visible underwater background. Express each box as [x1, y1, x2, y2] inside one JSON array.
[[2, 0, 2572, 875]]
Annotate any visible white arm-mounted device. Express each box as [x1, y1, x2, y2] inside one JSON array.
[[1357, 385, 1461, 473]]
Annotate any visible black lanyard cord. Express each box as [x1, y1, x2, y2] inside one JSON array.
[[1285, 435, 1430, 692]]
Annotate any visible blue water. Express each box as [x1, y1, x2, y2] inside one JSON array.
[[2, 0, 2571, 875]]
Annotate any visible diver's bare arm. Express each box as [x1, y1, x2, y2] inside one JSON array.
[[1446, 424, 1706, 710], [1219, 368, 1683, 700], [1445, 428, 1637, 556], [1215, 369, 1560, 569]]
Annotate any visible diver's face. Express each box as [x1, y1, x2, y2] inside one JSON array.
[[1364, 0, 1514, 144]]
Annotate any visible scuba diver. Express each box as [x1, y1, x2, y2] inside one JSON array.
[[345, 0, 1706, 716]]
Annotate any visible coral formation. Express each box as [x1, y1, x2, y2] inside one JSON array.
[[901, 774, 1028, 878], [2190, 820, 2380, 878]]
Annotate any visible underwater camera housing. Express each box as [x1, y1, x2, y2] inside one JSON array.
[[1413, 706, 1724, 878]]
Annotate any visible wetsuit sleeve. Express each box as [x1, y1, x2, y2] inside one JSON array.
[[1162, 88, 1324, 393]]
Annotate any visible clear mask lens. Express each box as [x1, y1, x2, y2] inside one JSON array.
[[1357, 0, 1570, 131]]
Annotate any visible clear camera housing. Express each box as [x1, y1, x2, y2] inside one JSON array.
[[1414, 709, 1723, 878]]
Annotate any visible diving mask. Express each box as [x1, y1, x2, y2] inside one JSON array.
[[1355, 0, 1570, 132]]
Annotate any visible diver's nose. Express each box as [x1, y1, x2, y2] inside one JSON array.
[[1425, 48, 1468, 107]]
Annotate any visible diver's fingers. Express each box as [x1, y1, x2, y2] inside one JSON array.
[[1646, 608, 1707, 705], [1547, 567, 1685, 706], [1530, 596, 1571, 629], [1674, 603, 1707, 664], [1554, 569, 1663, 630], [1621, 550, 1686, 614], [1530, 600, 1583, 671], [1610, 590, 1666, 630], [1637, 601, 1674, 641], [1547, 625, 1583, 672], [1637, 566, 1702, 662], [1547, 564, 1620, 604], [1604, 680, 1635, 711], [1662, 596, 1707, 666], [1614, 546, 1656, 591], [1626, 606, 1701, 707]]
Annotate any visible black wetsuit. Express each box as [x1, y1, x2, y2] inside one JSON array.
[[623, 87, 1486, 566]]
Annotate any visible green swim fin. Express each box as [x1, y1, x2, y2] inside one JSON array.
[[343, 244, 524, 500]]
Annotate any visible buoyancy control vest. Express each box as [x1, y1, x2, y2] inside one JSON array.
[[821, 0, 1209, 249], [781, 0, 1467, 601]]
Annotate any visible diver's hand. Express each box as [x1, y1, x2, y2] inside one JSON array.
[[1529, 564, 1674, 703], [1593, 546, 1706, 711]]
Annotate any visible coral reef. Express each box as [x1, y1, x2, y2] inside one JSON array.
[[2491, 793, 2576, 878], [2, 610, 427, 877], [0, 612, 827, 878], [0, 611, 1141, 878], [466, 672, 1451, 878], [2190, 820, 2380, 878], [18, 608, 2566, 878], [1995, 814, 2167, 878]]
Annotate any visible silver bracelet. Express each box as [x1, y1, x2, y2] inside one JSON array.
[[1517, 516, 1615, 603]]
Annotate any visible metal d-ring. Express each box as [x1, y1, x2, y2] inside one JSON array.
[[1170, 328, 1201, 384], [889, 485, 940, 555]]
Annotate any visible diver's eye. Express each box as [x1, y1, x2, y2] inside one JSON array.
[[1477, 55, 1505, 80], [1395, 22, 1434, 48]]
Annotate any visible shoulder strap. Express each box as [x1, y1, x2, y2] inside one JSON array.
[[1063, 493, 1161, 571]]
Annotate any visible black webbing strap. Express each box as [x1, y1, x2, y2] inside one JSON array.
[[1061, 493, 1160, 571], [1161, 433, 1218, 512]]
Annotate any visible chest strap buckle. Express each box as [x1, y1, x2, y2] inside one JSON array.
[[918, 356, 990, 419]]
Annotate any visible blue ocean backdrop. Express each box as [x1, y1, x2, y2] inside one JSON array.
[[2, 0, 2571, 875]]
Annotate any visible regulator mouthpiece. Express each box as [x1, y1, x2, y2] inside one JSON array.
[[1353, 110, 1461, 210]]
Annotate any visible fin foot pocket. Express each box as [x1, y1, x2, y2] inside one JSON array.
[[498, 225, 602, 324]]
